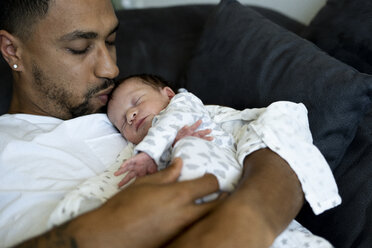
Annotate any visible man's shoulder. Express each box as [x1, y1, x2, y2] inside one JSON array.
[[0, 114, 61, 139], [0, 113, 118, 145], [0, 113, 126, 173], [0, 113, 61, 126]]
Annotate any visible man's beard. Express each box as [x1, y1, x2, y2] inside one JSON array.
[[69, 79, 114, 117], [32, 64, 114, 119]]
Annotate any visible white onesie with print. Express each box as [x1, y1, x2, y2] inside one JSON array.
[[135, 92, 241, 192], [48, 92, 341, 248]]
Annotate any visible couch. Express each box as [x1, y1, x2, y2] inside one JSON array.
[[1, 0, 371, 247]]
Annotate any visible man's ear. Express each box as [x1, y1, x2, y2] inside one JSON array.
[[162, 86, 176, 100], [0, 30, 22, 71]]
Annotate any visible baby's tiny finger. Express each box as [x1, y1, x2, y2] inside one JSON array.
[[118, 172, 135, 188], [119, 160, 129, 169], [190, 119, 202, 130], [197, 129, 212, 136], [114, 166, 130, 176], [200, 136, 214, 142]]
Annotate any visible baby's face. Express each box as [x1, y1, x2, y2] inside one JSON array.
[[108, 77, 174, 144]]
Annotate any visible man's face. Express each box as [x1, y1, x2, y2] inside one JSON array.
[[20, 0, 119, 119], [107, 78, 173, 144]]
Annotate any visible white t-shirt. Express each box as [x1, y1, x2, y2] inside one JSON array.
[[0, 114, 126, 247]]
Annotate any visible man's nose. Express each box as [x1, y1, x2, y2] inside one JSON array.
[[94, 45, 119, 79]]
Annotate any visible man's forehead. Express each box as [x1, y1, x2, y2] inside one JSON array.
[[51, 0, 114, 15], [44, 0, 117, 37]]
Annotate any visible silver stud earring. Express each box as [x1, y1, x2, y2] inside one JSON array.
[[13, 64, 18, 69]]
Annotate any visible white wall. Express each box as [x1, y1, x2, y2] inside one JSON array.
[[120, 0, 326, 25]]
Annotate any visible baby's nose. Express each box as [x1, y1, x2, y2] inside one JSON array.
[[127, 111, 137, 124]]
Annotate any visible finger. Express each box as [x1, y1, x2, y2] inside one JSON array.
[[114, 164, 133, 176], [188, 195, 222, 214], [118, 171, 136, 188], [117, 159, 132, 172], [170, 196, 221, 228], [218, 192, 230, 201], [134, 157, 183, 185], [202, 136, 214, 141], [121, 158, 132, 167], [175, 173, 219, 200], [179, 191, 228, 227], [189, 119, 202, 131], [193, 129, 212, 137], [114, 168, 126, 176], [179, 125, 189, 132]]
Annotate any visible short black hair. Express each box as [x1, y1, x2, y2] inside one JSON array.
[[0, 0, 53, 40], [116, 74, 173, 91]]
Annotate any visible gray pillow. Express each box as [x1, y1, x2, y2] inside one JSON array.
[[183, 0, 372, 170], [302, 0, 372, 74]]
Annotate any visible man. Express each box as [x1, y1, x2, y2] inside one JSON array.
[[0, 0, 336, 247]]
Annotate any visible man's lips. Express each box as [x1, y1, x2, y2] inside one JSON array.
[[97, 85, 114, 96], [98, 94, 109, 104], [96, 85, 114, 104]]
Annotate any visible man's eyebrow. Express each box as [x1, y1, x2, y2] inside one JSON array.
[[59, 30, 98, 42], [59, 23, 119, 42]]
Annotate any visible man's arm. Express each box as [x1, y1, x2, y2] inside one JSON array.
[[15, 149, 302, 248], [15, 158, 220, 248], [166, 148, 304, 248]]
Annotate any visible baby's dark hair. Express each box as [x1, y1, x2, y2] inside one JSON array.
[[116, 74, 173, 91]]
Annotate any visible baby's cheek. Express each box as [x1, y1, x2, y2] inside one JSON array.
[[123, 129, 133, 142]]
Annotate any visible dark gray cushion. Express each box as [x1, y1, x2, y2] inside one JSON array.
[[302, 0, 372, 74], [183, 0, 372, 171], [0, 4, 303, 115], [298, 108, 372, 248], [297, 1, 372, 246], [115, 5, 215, 90], [115, 4, 304, 89]]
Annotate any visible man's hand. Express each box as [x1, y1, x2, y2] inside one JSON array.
[[115, 152, 157, 187], [173, 120, 213, 147], [73, 158, 220, 248], [17, 158, 220, 248], [166, 149, 304, 248]]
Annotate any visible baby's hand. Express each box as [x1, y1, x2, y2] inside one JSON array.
[[173, 120, 213, 147], [114, 152, 157, 187]]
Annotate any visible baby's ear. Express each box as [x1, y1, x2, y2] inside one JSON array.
[[162, 86, 176, 100]]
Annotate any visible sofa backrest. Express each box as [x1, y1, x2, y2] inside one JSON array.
[[0, 4, 304, 115]]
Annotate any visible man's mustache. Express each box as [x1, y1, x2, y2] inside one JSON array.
[[86, 79, 115, 98]]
